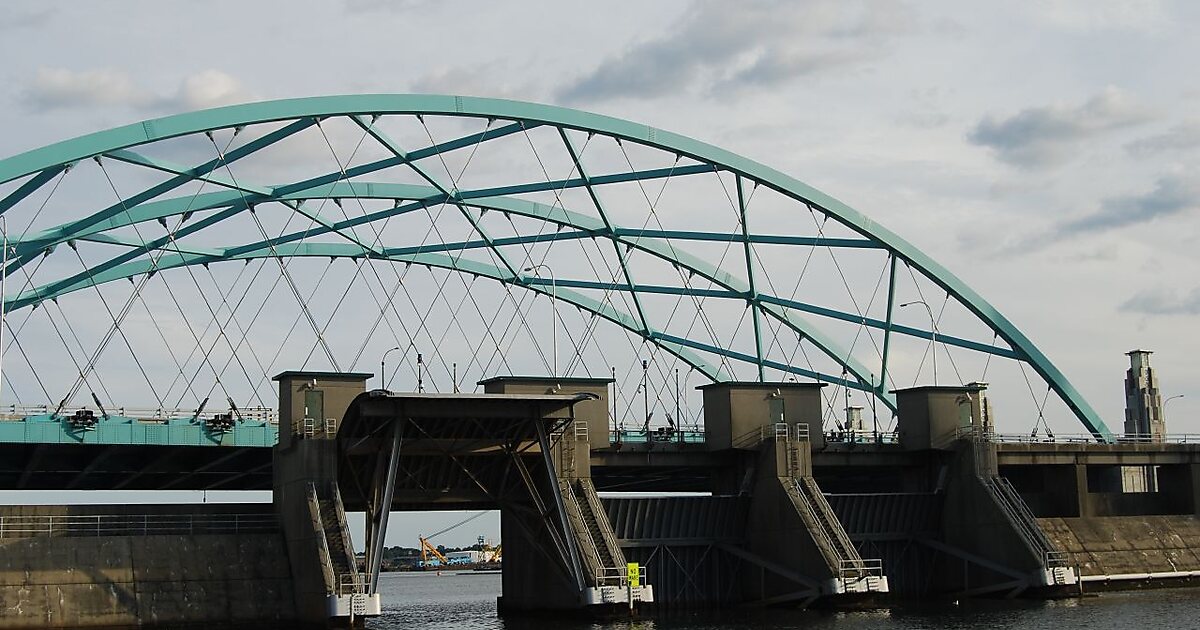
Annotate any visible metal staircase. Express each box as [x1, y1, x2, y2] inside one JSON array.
[[307, 483, 363, 597], [984, 476, 1072, 584], [562, 477, 625, 585], [966, 441, 1075, 587], [794, 478, 859, 566], [790, 477, 886, 593], [573, 480, 618, 570]]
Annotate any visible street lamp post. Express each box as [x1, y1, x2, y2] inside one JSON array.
[[523, 265, 557, 379], [1164, 394, 1185, 420], [900, 300, 937, 386], [380, 346, 401, 390]]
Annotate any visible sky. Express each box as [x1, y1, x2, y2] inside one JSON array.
[[0, 0, 1198, 548]]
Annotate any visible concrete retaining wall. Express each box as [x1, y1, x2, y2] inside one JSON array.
[[0, 505, 294, 628], [1039, 515, 1200, 577]]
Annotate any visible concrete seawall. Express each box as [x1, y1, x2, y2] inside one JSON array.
[[1040, 515, 1200, 579], [0, 504, 294, 628]]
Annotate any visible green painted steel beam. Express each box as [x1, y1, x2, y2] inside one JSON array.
[[5, 179, 1000, 413], [880, 255, 899, 398], [560, 128, 651, 334], [0, 94, 1111, 439], [0, 166, 68, 216], [6, 181, 888, 407], [6, 241, 728, 384], [650, 331, 867, 391], [351, 114, 523, 280], [271, 120, 534, 198], [736, 176, 766, 382], [610, 229, 878, 248], [0, 415, 277, 447]]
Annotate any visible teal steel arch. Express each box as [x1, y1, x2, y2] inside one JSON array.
[[0, 95, 1113, 440]]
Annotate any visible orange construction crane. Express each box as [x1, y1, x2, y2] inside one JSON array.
[[419, 536, 450, 567]]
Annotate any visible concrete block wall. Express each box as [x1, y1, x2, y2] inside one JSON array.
[[0, 533, 294, 628], [1039, 515, 1200, 577]]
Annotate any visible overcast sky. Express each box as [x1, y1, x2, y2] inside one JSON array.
[[1, 0, 1198, 547]]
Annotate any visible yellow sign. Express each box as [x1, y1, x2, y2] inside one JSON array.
[[626, 562, 641, 588]]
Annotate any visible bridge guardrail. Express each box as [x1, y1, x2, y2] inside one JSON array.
[[610, 428, 705, 444], [0, 404, 279, 424], [952, 426, 1200, 445], [0, 513, 278, 538], [822, 430, 900, 445]]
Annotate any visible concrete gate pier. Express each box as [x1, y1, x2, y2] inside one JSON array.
[[334, 377, 654, 618]]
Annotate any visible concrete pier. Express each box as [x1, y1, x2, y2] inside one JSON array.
[[3, 378, 1200, 626]]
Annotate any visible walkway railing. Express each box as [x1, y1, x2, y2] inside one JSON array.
[[954, 425, 1200, 445], [0, 513, 278, 538], [338, 573, 367, 596], [823, 430, 900, 445], [0, 404, 278, 424], [610, 428, 705, 445]]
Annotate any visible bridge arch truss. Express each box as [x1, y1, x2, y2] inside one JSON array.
[[0, 95, 1112, 440]]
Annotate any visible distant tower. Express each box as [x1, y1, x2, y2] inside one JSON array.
[[965, 382, 994, 432], [1124, 350, 1165, 442], [845, 406, 865, 434]]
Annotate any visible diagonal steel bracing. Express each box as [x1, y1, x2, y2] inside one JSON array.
[[0, 95, 1113, 439]]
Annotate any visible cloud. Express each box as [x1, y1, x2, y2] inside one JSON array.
[[340, 0, 428, 12], [21, 67, 255, 113], [1126, 123, 1200, 156], [1059, 170, 1200, 234], [23, 67, 155, 110], [1024, 0, 1169, 33], [408, 65, 532, 100], [981, 170, 1200, 255], [0, 7, 54, 31], [175, 69, 255, 110], [968, 87, 1152, 168], [1121, 286, 1200, 316], [557, 0, 914, 103]]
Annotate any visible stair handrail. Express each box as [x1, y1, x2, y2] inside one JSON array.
[[790, 478, 851, 571], [560, 480, 607, 582], [801, 478, 862, 566], [306, 483, 337, 594], [984, 476, 1058, 567], [331, 484, 363, 591], [578, 479, 625, 574]]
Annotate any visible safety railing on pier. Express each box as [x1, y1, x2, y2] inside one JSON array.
[[338, 572, 367, 596], [0, 404, 278, 424], [1045, 550, 1070, 568], [610, 428, 706, 445], [822, 430, 900, 445], [838, 558, 884, 588], [294, 416, 338, 439], [0, 513, 278, 538], [598, 565, 629, 587]]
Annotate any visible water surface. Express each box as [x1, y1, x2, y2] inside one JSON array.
[[371, 571, 1198, 630]]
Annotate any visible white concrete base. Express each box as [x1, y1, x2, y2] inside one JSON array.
[[583, 584, 655, 606], [1038, 566, 1078, 587], [326, 593, 382, 618], [829, 575, 889, 594]]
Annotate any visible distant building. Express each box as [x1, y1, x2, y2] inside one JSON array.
[[1123, 350, 1165, 493], [1124, 350, 1165, 441], [845, 406, 865, 434]]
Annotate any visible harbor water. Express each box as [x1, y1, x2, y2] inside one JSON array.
[[369, 571, 1200, 629]]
